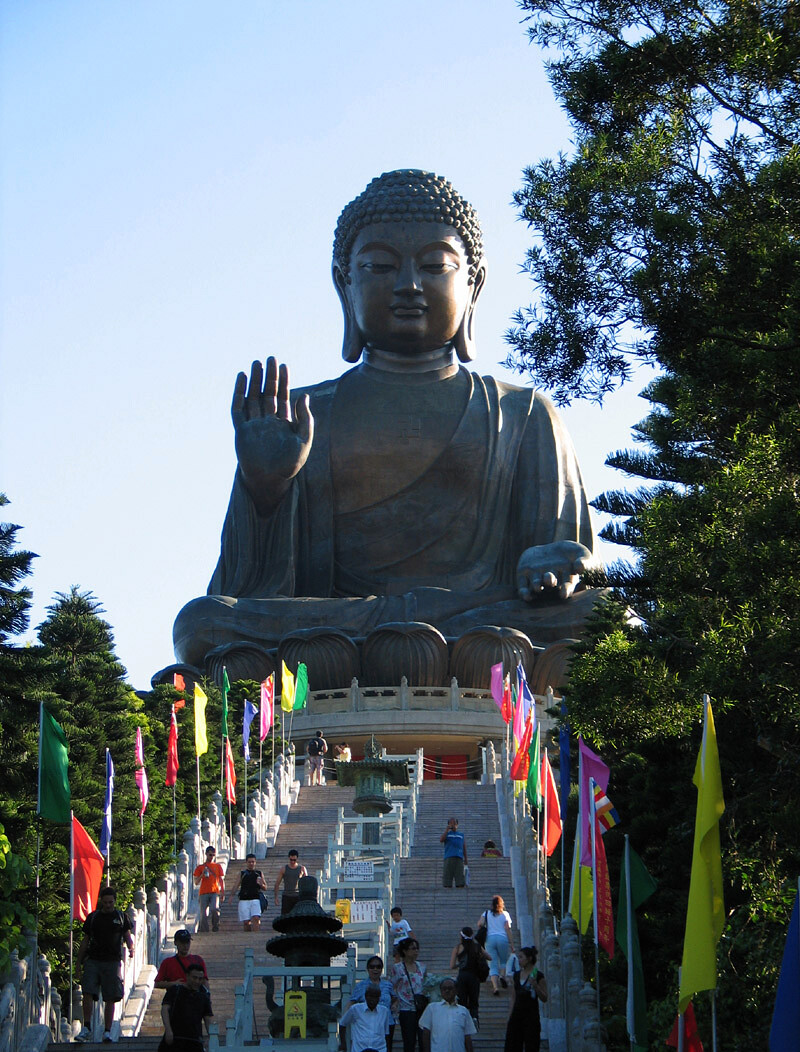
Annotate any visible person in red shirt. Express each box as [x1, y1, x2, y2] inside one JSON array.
[[192, 846, 226, 933], [154, 931, 209, 991]]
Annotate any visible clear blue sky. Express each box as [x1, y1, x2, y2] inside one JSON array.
[[1, 1, 650, 688]]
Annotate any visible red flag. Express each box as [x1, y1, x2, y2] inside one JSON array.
[[541, 751, 562, 856], [173, 673, 186, 692], [666, 1002, 704, 1050], [225, 737, 237, 805], [500, 674, 513, 725], [72, 816, 104, 921], [173, 697, 186, 711], [259, 674, 274, 741], [509, 715, 533, 780], [594, 808, 614, 959], [165, 706, 179, 787]]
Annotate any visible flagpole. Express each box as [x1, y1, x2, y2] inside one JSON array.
[[34, 703, 44, 1006], [577, 748, 583, 938], [69, 810, 75, 1029], [625, 835, 635, 1052], [590, 777, 601, 1011], [542, 753, 548, 895], [220, 736, 225, 793], [711, 990, 717, 1052], [140, 812, 146, 886], [196, 754, 202, 829], [677, 968, 685, 1052], [172, 783, 177, 858]]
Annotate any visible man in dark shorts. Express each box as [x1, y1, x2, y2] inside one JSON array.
[[160, 963, 213, 1052], [75, 886, 134, 1043], [154, 930, 209, 991], [306, 730, 328, 786], [273, 849, 308, 914]]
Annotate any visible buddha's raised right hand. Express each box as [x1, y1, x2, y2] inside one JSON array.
[[232, 357, 314, 515]]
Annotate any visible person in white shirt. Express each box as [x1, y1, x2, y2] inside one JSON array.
[[476, 894, 516, 994], [419, 979, 476, 1052], [339, 985, 393, 1052]]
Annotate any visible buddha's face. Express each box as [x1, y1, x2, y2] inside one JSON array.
[[341, 221, 481, 355]]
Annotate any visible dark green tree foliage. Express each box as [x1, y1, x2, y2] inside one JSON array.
[[506, 2, 800, 1047]]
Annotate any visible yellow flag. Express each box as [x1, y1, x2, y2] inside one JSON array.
[[194, 683, 208, 756], [280, 660, 295, 712], [679, 695, 725, 1013], [568, 824, 594, 933]]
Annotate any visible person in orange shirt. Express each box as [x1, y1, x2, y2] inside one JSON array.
[[193, 847, 226, 933]]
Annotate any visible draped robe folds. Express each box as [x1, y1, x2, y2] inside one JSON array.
[[173, 367, 597, 667]]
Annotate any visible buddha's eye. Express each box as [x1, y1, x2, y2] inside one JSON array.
[[359, 261, 396, 275]]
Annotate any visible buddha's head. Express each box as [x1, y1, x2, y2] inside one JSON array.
[[333, 170, 486, 363]]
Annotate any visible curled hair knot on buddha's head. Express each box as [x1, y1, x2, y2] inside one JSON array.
[[333, 169, 484, 284]]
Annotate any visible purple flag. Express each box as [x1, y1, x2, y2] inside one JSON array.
[[559, 701, 570, 822], [490, 663, 504, 709], [579, 737, 610, 866], [99, 749, 114, 857]]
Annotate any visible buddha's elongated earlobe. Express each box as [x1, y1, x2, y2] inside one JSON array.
[[333, 263, 364, 363], [454, 261, 486, 363]]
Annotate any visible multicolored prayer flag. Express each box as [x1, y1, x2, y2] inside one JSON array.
[[594, 783, 620, 831], [593, 801, 614, 959], [679, 696, 725, 1014], [509, 713, 533, 781], [71, 815, 105, 922], [37, 705, 71, 824], [500, 673, 513, 725], [194, 683, 209, 756]]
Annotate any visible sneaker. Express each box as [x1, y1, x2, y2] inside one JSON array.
[[75, 1027, 91, 1043], [102, 1031, 113, 1043]]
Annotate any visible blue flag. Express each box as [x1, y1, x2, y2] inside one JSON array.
[[516, 662, 534, 724], [770, 889, 800, 1050], [99, 749, 114, 857], [242, 699, 258, 761], [559, 700, 570, 821]]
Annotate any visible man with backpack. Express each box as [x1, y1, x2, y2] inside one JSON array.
[[75, 886, 135, 1043], [306, 729, 328, 786]]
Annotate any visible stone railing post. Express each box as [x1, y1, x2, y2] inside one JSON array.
[[350, 677, 360, 711]]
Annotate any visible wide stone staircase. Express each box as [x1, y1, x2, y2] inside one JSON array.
[[126, 778, 518, 1051]]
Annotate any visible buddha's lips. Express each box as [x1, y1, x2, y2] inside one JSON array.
[[391, 305, 427, 317]]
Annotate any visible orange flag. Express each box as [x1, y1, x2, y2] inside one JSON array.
[[72, 816, 104, 921], [541, 751, 563, 856], [173, 672, 186, 692], [224, 737, 237, 805]]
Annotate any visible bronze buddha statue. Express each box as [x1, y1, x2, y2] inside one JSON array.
[[173, 170, 597, 680]]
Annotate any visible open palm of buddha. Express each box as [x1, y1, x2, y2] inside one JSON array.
[[173, 170, 597, 673]]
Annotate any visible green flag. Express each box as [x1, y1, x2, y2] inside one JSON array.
[[221, 666, 230, 738], [293, 663, 309, 710], [38, 705, 70, 823], [617, 837, 657, 1051], [526, 724, 541, 809]]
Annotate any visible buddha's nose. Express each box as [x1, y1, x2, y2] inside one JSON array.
[[394, 259, 423, 294]]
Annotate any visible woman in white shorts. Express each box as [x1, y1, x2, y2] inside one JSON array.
[[234, 853, 268, 931]]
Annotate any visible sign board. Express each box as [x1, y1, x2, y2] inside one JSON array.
[[284, 991, 307, 1039], [349, 900, 380, 924], [344, 859, 374, 881], [334, 899, 352, 923]]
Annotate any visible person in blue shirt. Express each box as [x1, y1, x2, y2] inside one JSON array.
[[440, 817, 468, 888]]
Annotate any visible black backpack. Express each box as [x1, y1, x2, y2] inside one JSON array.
[[308, 738, 321, 756]]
